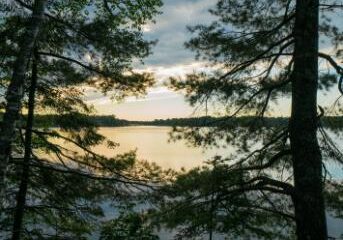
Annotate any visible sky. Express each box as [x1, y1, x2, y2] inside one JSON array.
[[84, 0, 216, 120], [85, 0, 343, 121]]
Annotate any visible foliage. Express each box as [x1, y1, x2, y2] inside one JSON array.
[[100, 206, 159, 240], [159, 0, 343, 239], [0, 0, 163, 239]]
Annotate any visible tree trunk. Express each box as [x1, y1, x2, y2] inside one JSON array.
[[11, 50, 38, 240], [0, 0, 46, 204], [290, 0, 328, 239]]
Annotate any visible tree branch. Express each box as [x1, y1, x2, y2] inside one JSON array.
[[319, 4, 343, 9], [14, 0, 94, 41], [219, 35, 294, 80], [238, 149, 292, 172], [37, 51, 108, 76], [318, 52, 343, 95], [318, 52, 343, 74]]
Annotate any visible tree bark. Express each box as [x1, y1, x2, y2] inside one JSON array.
[[290, 0, 328, 239], [11, 50, 38, 240], [0, 0, 46, 204]]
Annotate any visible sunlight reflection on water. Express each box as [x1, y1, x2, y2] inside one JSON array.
[[54, 126, 342, 239], [92, 126, 342, 178]]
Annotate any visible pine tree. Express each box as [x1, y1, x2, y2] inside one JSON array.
[[0, 0, 163, 239], [0, 0, 162, 205], [159, 1, 343, 239], [0, 0, 47, 206]]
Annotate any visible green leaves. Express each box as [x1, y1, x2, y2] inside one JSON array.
[[153, 161, 294, 240], [161, 0, 341, 238], [0, 0, 163, 238], [100, 207, 159, 240]]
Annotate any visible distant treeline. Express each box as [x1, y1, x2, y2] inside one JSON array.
[[1, 113, 343, 129], [144, 116, 343, 129]]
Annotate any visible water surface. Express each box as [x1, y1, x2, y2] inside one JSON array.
[[94, 126, 229, 170], [62, 126, 343, 239]]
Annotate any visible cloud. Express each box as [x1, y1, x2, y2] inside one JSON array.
[[135, 61, 211, 85], [84, 1, 220, 119], [86, 0, 343, 119], [84, 86, 195, 120], [141, 0, 216, 67], [85, 86, 181, 106]]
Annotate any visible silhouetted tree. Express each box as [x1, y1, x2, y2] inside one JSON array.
[[0, 0, 163, 239], [0, 0, 47, 206], [159, 0, 343, 239], [0, 0, 162, 205]]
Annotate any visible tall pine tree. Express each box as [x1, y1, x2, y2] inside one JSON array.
[[158, 1, 343, 239], [0, 0, 162, 205], [0, 0, 163, 239]]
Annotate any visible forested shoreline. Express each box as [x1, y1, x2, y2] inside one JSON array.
[[3, 114, 343, 128]]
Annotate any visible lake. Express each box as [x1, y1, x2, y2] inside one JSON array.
[[93, 126, 229, 170], [92, 127, 343, 177], [57, 126, 343, 239], [89, 126, 342, 239]]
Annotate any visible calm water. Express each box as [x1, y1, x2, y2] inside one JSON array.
[[59, 126, 343, 239], [93, 126, 231, 170], [92, 126, 343, 177], [93, 127, 342, 239]]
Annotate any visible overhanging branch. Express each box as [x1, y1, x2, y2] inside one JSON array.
[[318, 52, 343, 95], [238, 149, 292, 172], [37, 51, 108, 76], [219, 35, 294, 80]]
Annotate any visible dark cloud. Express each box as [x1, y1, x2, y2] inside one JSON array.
[[142, 0, 342, 68], [142, 0, 216, 67]]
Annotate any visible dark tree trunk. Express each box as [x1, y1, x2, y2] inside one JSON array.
[[11, 50, 39, 240], [0, 0, 46, 203], [290, 0, 328, 239]]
